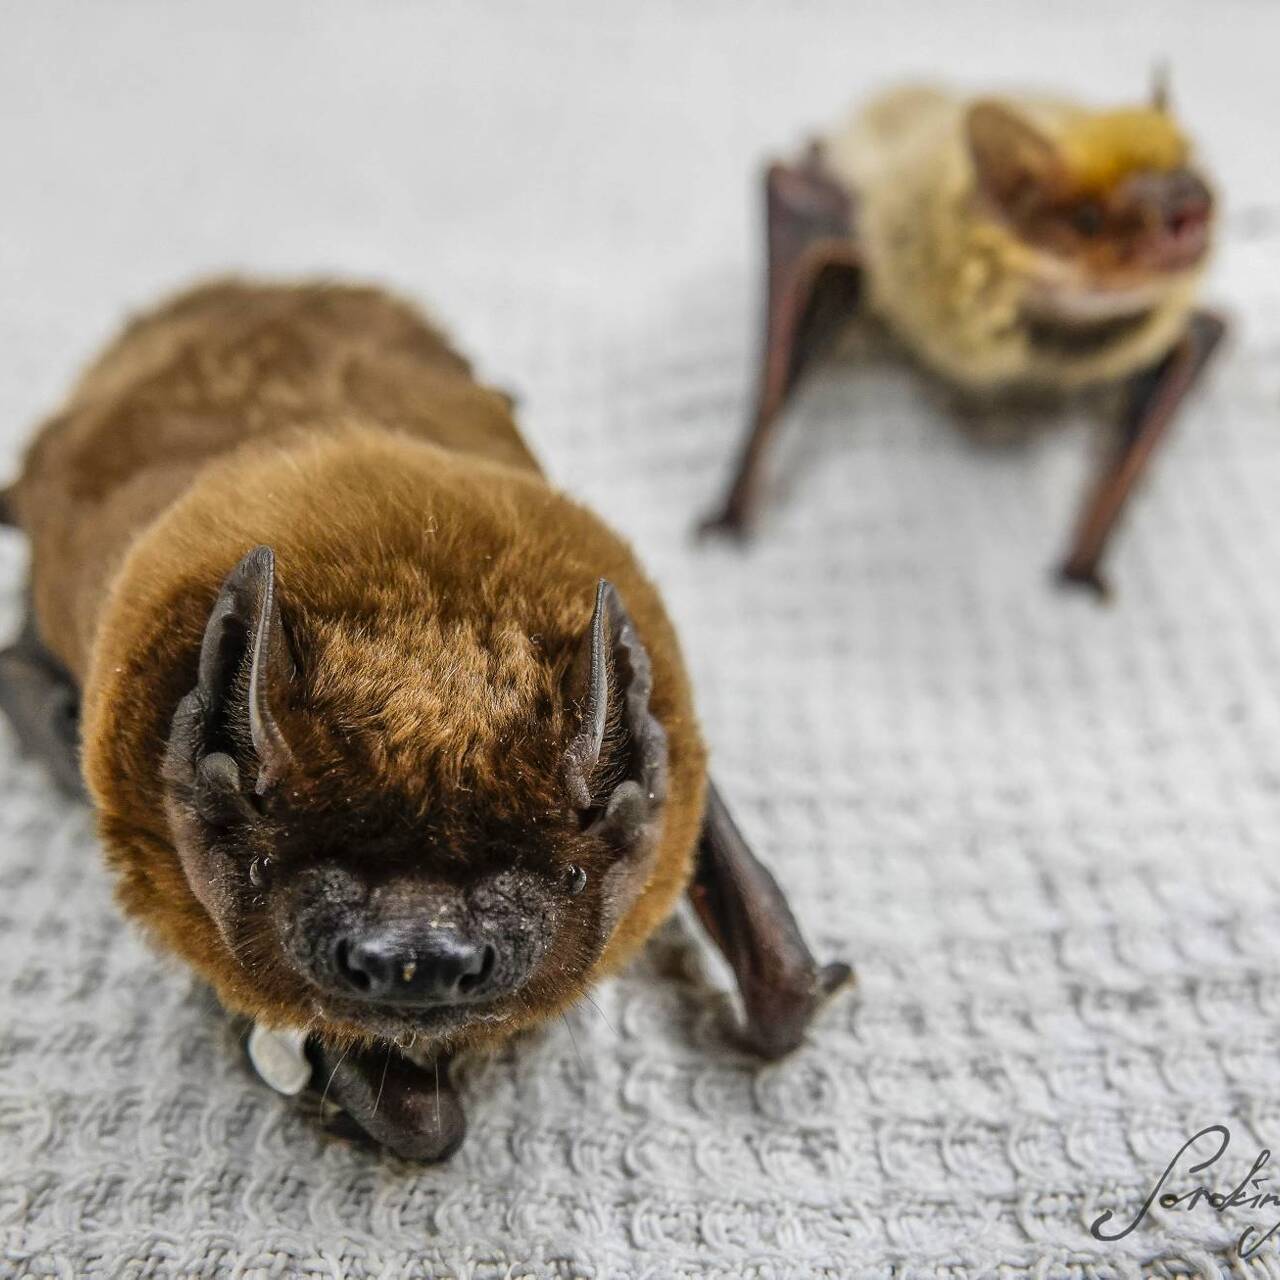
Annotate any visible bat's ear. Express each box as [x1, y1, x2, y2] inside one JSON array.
[[966, 99, 1063, 207], [1150, 61, 1172, 114], [164, 545, 297, 814], [561, 579, 668, 852]]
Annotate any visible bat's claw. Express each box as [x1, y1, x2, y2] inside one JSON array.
[[739, 959, 854, 1060], [1055, 561, 1112, 602], [696, 505, 753, 542], [819, 960, 854, 998]]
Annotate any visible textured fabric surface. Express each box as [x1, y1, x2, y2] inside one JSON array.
[[3, 2, 1280, 1276]]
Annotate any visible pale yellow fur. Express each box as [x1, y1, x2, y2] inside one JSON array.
[[820, 87, 1205, 392]]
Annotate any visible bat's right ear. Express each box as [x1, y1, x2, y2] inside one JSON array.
[[966, 99, 1063, 207], [560, 580, 668, 852], [164, 545, 296, 817], [1150, 61, 1172, 114]]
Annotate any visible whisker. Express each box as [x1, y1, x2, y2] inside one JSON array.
[[372, 1043, 392, 1118], [319, 1043, 351, 1114], [433, 1056, 441, 1138], [561, 1011, 585, 1070], [583, 992, 616, 1037]]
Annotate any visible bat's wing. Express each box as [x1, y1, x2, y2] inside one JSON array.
[[688, 781, 852, 1058], [1058, 309, 1227, 597], [701, 150, 863, 537], [0, 598, 83, 796]]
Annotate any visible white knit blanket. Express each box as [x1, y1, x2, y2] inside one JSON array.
[[3, 2, 1279, 1276]]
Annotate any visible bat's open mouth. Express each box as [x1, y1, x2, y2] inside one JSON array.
[[1023, 305, 1154, 356], [1020, 274, 1158, 355]]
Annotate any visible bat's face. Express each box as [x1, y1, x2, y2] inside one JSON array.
[[162, 549, 668, 1046], [967, 97, 1213, 312]]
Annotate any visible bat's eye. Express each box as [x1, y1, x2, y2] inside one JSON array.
[[566, 865, 588, 896], [249, 856, 272, 889], [1071, 201, 1103, 237]]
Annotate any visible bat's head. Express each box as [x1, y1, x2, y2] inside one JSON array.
[[965, 77, 1212, 313], [160, 544, 670, 1049]]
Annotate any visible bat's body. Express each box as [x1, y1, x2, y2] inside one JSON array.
[[705, 84, 1224, 594], [824, 87, 1205, 391], [1, 281, 849, 1158]]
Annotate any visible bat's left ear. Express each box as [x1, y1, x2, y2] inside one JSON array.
[[966, 99, 1063, 206], [164, 545, 297, 818], [560, 580, 668, 853]]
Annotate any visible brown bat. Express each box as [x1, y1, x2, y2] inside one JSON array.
[[0, 280, 850, 1160], [703, 80, 1224, 597]]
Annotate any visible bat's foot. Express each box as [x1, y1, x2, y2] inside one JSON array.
[[739, 959, 854, 1061], [1055, 561, 1112, 602]]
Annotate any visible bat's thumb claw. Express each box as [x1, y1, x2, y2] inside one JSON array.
[[819, 961, 854, 998], [738, 960, 854, 1060], [695, 507, 753, 543], [1055, 562, 1112, 602]]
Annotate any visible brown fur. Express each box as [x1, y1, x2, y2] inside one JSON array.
[[10, 279, 708, 1050]]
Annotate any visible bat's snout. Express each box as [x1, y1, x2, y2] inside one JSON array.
[[1119, 166, 1213, 271], [273, 861, 563, 1037], [330, 928, 497, 1006]]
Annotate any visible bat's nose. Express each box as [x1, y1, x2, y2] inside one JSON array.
[[1121, 167, 1212, 271], [1159, 169, 1212, 230], [1124, 167, 1211, 223], [332, 930, 495, 1005]]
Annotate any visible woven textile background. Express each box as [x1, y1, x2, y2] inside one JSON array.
[[3, 3, 1280, 1276]]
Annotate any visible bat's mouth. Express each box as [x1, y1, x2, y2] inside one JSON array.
[[316, 990, 516, 1043], [1025, 233, 1205, 321], [1143, 210, 1211, 272], [1021, 302, 1154, 357]]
